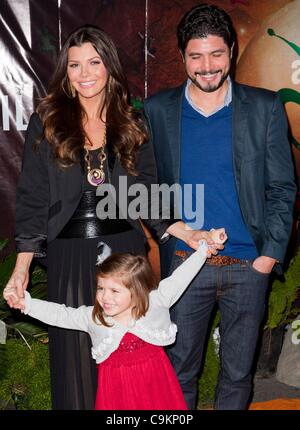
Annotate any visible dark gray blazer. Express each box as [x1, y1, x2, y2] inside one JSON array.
[[15, 113, 174, 257], [144, 81, 297, 277]]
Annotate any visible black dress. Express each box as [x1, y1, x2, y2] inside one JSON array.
[[47, 148, 146, 410]]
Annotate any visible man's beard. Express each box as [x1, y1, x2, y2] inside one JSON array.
[[190, 69, 230, 93]]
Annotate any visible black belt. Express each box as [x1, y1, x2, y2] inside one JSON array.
[[57, 218, 134, 238], [57, 191, 133, 239]]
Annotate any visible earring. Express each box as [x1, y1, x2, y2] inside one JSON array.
[[69, 81, 76, 98], [62, 79, 76, 98], [107, 76, 113, 94]]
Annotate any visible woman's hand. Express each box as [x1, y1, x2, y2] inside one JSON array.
[[3, 252, 33, 309], [3, 269, 29, 309]]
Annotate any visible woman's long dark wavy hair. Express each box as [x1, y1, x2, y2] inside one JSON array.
[[93, 253, 157, 327], [37, 25, 148, 175]]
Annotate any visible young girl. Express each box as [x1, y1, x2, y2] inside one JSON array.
[[4, 229, 226, 410]]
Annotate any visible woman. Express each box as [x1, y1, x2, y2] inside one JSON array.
[[4, 25, 222, 410]]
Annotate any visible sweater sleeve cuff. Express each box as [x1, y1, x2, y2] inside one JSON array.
[[158, 219, 179, 244], [260, 243, 283, 263], [15, 234, 47, 258], [23, 291, 32, 315]]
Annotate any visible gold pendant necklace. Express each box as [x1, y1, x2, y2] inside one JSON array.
[[84, 128, 107, 186]]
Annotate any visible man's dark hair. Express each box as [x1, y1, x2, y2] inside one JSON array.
[[177, 3, 236, 53]]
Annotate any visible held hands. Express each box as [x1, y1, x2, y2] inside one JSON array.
[[186, 228, 227, 257], [209, 228, 227, 245], [4, 294, 25, 311], [3, 269, 28, 310]]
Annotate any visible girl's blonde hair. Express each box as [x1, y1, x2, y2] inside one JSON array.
[[92, 253, 157, 327]]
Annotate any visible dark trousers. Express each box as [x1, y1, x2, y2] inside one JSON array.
[[167, 256, 269, 410]]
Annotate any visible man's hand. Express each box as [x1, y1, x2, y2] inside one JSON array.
[[252, 256, 277, 274], [209, 228, 227, 244], [186, 228, 227, 256]]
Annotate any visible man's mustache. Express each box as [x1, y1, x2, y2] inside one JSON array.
[[194, 70, 222, 76]]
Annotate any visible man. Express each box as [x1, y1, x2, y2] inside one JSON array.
[[144, 3, 296, 410]]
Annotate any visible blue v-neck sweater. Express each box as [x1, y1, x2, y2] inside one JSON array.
[[177, 96, 258, 259]]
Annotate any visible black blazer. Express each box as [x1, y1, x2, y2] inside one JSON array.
[[144, 81, 297, 277], [15, 113, 174, 257]]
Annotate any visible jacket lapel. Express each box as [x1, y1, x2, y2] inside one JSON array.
[[232, 82, 249, 194], [165, 85, 185, 184]]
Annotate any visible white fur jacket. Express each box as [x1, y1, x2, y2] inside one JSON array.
[[24, 241, 208, 363]]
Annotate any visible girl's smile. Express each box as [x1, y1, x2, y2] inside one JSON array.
[[96, 276, 134, 324]]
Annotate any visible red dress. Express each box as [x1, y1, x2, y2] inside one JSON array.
[[95, 332, 187, 410]]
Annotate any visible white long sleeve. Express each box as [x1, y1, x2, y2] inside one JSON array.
[[152, 240, 208, 307], [23, 291, 91, 332]]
